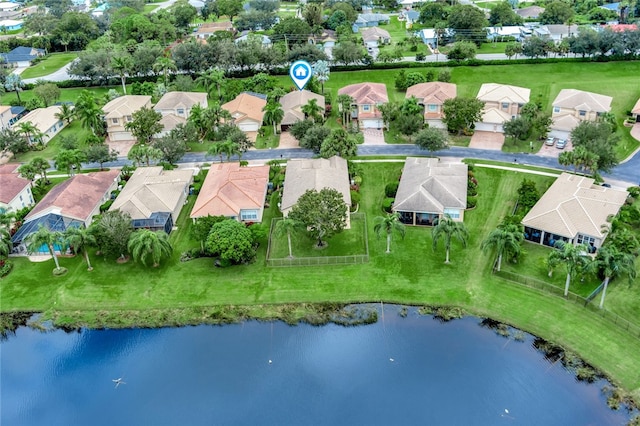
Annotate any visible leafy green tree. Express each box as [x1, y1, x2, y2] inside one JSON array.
[[547, 241, 590, 297], [419, 2, 450, 27], [91, 210, 133, 260], [153, 134, 187, 165], [125, 107, 163, 146], [288, 188, 348, 248], [481, 223, 523, 272], [447, 41, 477, 60], [153, 55, 177, 87], [26, 226, 63, 270], [85, 144, 118, 170], [17, 122, 44, 145], [447, 5, 488, 45], [301, 98, 323, 123], [336, 94, 354, 127], [489, 2, 523, 26], [442, 97, 484, 135], [127, 144, 162, 167], [191, 215, 226, 253], [34, 83, 61, 107], [206, 219, 256, 264], [503, 116, 531, 141], [540, 1, 575, 24], [216, 0, 243, 20], [588, 245, 637, 309], [64, 226, 97, 270], [196, 69, 226, 101], [332, 41, 367, 66], [300, 126, 330, 153], [128, 229, 173, 267], [374, 213, 406, 254], [275, 218, 301, 258], [55, 149, 86, 176], [75, 91, 105, 136], [570, 121, 618, 173], [0, 227, 11, 259], [504, 42, 523, 59], [320, 128, 358, 158], [432, 215, 469, 264], [289, 119, 315, 140], [4, 74, 24, 103], [415, 127, 449, 152], [522, 36, 549, 58], [517, 178, 540, 210], [0, 128, 29, 156], [378, 102, 398, 131], [18, 163, 37, 187]]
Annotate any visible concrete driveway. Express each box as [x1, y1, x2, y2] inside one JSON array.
[[362, 128, 385, 145], [469, 131, 504, 150], [278, 131, 299, 148], [538, 140, 572, 158]]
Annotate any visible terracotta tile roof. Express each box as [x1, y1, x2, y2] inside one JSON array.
[[281, 156, 351, 212], [103, 95, 152, 119], [110, 167, 193, 220], [25, 170, 120, 222], [221, 92, 267, 125], [477, 83, 530, 104], [279, 90, 325, 126], [552, 89, 612, 113], [0, 164, 30, 205], [191, 163, 270, 219], [406, 82, 456, 105], [393, 158, 467, 214], [522, 173, 627, 239], [154, 91, 208, 111], [338, 83, 388, 105]]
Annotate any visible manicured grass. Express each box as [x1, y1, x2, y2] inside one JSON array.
[[501, 137, 544, 153], [4, 164, 640, 396], [20, 53, 78, 79], [10, 120, 91, 164], [142, 5, 158, 13], [2, 86, 112, 106], [255, 125, 280, 149], [475, 42, 509, 54]]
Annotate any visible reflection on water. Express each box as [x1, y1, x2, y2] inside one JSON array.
[[0, 306, 632, 426]]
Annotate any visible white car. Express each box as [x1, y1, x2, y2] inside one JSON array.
[[545, 137, 556, 146], [555, 139, 567, 149]]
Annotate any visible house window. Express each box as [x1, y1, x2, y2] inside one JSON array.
[[576, 234, 596, 246], [177, 108, 185, 115], [240, 210, 258, 221], [427, 104, 438, 112], [126, 115, 133, 122], [363, 105, 371, 112], [443, 208, 460, 219], [553, 106, 560, 113], [501, 102, 509, 110], [111, 118, 118, 124], [579, 110, 586, 117]]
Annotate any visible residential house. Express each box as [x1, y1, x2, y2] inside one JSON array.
[[516, 6, 545, 19], [221, 92, 267, 133], [419, 28, 438, 47], [399, 0, 429, 7], [475, 83, 530, 133], [0, 2, 21, 20], [400, 10, 420, 28], [599, 2, 620, 12], [486, 26, 525, 41], [0, 19, 23, 31], [393, 158, 468, 226], [0, 105, 13, 129], [534, 25, 575, 43], [631, 98, 640, 122], [190, 162, 270, 223], [154, 91, 208, 136], [281, 156, 351, 228], [522, 173, 627, 250], [102, 95, 152, 142], [337, 82, 388, 129], [308, 29, 337, 58], [235, 33, 272, 47], [405, 82, 456, 128], [352, 13, 390, 32], [361, 27, 391, 48], [605, 23, 638, 32], [13, 106, 67, 145], [549, 89, 613, 139], [11, 170, 120, 252], [194, 21, 235, 39], [279, 90, 325, 130], [0, 46, 45, 68], [110, 166, 193, 234], [0, 164, 34, 213], [8, 105, 26, 126]]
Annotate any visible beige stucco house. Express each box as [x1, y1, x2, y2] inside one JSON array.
[[279, 90, 325, 130], [362, 27, 391, 47], [191, 162, 270, 223], [154, 91, 208, 136], [109, 166, 193, 233], [405, 82, 457, 128], [103, 95, 152, 141], [475, 83, 530, 133], [522, 173, 627, 250], [392, 157, 468, 226], [338, 82, 388, 129], [221, 92, 267, 133], [13, 106, 67, 145], [549, 89, 613, 140]]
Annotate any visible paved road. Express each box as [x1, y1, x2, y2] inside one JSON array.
[[22, 62, 74, 84]]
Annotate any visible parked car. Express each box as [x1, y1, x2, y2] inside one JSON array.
[[601, 183, 612, 188], [545, 137, 556, 146], [555, 139, 567, 149]]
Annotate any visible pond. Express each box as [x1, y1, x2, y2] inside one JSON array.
[[1, 306, 633, 425]]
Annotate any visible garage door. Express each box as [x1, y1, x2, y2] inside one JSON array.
[[109, 132, 134, 141], [548, 129, 570, 140], [474, 122, 503, 133], [361, 119, 383, 129], [238, 122, 259, 132]]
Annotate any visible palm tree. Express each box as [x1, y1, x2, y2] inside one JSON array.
[[153, 55, 177, 86], [128, 229, 173, 267], [547, 241, 590, 297], [588, 245, 637, 309], [55, 104, 75, 125], [188, 104, 207, 140], [262, 102, 284, 135], [374, 213, 406, 254], [75, 92, 104, 136], [481, 223, 523, 272], [0, 227, 11, 259], [111, 54, 133, 95], [26, 226, 63, 271], [275, 218, 300, 258], [207, 142, 227, 163], [432, 215, 469, 264], [336, 94, 354, 127], [17, 121, 43, 145], [202, 103, 232, 134], [301, 98, 323, 123], [64, 226, 97, 271], [313, 60, 330, 94], [196, 69, 225, 100], [30, 157, 51, 183], [4, 74, 24, 103]]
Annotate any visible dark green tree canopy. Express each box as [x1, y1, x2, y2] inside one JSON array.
[[288, 188, 348, 247], [206, 219, 256, 265]]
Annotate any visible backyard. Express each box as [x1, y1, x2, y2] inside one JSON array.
[[3, 162, 640, 395]]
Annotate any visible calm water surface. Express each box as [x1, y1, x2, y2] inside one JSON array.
[[0, 306, 632, 426]]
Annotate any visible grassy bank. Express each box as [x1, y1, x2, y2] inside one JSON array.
[[20, 53, 78, 79], [2, 163, 640, 398]]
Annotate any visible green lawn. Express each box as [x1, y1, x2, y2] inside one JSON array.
[[2, 86, 112, 106], [255, 125, 280, 149], [11, 120, 92, 164], [20, 53, 78, 80], [4, 164, 640, 397], [476, 42, 509, 54]]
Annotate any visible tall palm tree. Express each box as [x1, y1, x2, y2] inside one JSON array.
[[196, 69, 226, 100], [64, 226, 97, 271], [17, 121, 42, 145], [262, 102, 284, 135], [188, 104, 207, 140], [313, 60, 330, 94], [336, 94, 354, 127], [26, 226, 63, 270], [374, 213, 406, 254], [30, 157, 51, 183], [202, 103, 232, 134], [128, 229, 173, 267], [432, 215, 469, 264], [4, 74, 24, 103], [55, 104, 75, 125], [75, 92, 104, 136], [0, 227, 11, 259], [301, 98, 323, 123], [547, 241, 590, 297], [481, 223, 523, 272], [0, 209, 15, 229], [275, 218, 300, 258], [111, 54, 133, 95], [153, 55, 177, 86], [588, 245, 637, 309]]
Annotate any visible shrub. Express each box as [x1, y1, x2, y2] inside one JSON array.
[[382, 197, 394, 212], [467, 196, 477, 209], [0, 259, 13, 277], [100, 199, 114, 212], [350, 190, 361, 207], [385, 181, 399, 198]]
